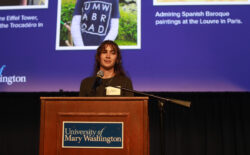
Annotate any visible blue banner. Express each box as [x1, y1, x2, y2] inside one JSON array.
[[1, 0, 250, 92]]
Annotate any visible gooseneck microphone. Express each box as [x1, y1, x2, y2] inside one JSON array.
[[92, 70, 104, 90]]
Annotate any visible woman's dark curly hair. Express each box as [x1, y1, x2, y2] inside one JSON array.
[[94, 40, 126, 76]]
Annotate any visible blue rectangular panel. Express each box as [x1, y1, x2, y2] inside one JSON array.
[[62, 121, 123, 148]]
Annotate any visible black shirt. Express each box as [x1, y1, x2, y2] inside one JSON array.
[[79, 75, 134, 97]]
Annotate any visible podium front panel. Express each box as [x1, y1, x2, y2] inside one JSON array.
[[39, 97, 149, 155]]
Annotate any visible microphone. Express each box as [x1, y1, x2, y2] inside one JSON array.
[[92, 70, 104, 90]]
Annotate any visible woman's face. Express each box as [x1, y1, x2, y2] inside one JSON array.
[[99, 44, 117, 71]]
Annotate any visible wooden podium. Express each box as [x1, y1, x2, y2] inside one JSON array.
[[39, 97, 149, 155]]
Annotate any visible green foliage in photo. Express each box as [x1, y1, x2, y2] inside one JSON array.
[[60, 0, 75, 45], [117, 4, 137, 45]]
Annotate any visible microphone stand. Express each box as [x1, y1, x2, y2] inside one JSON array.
[[109, 86, 191, 155], [110, 86, 191, 108]]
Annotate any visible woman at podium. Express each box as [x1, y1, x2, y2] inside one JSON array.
[[79, 40, 133, 97]]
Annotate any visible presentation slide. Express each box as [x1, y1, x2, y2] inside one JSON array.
[[0, 0, 250, 92]]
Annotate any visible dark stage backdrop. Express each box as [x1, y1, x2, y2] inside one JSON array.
[[0, 92, 249, 155], [1, 1, 250, 92]]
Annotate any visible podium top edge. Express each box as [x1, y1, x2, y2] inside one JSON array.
[[40, 96, 149, 101]]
